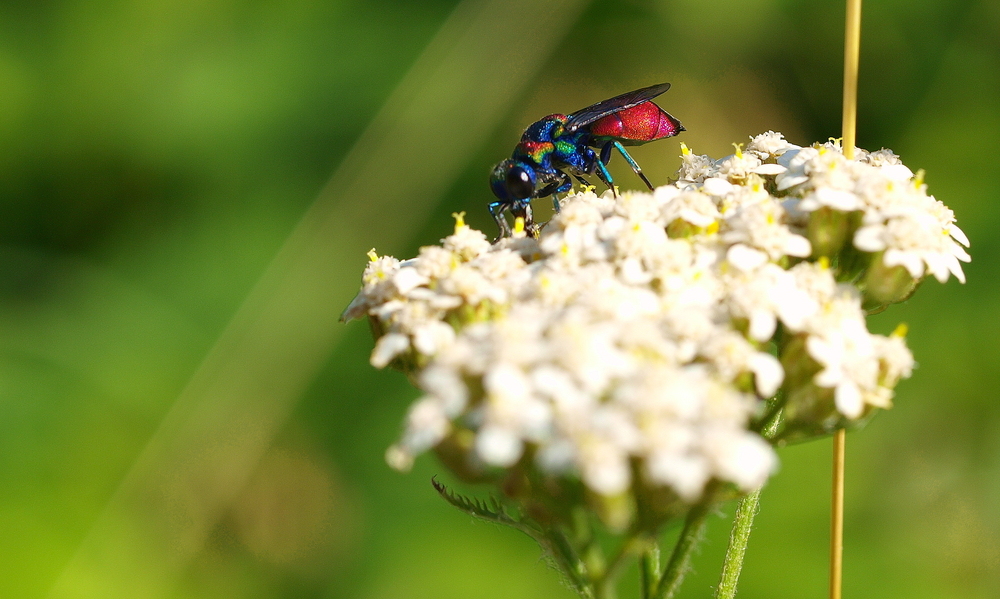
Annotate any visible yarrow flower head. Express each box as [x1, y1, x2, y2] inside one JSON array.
[[344, 131, 967, 534]]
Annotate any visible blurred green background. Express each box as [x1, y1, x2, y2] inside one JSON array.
[[0, 0, 997, 597]]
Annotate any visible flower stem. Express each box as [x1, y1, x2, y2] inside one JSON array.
[[714, 489, 761, 599], [653, 500, 712, 599], [640, 544, 661, 599], [842, 0, 862, 161], [716, 397, 783, 598], [596, 534, 641, 599], [830, 429, 846, 599], [545, 528, 595, 599], [834, 0, 861, 595]]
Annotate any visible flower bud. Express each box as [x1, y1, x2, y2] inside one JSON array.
[[588, 490, 635, 534], [862, 252, 920, 306], [807, 207, 849, 258]]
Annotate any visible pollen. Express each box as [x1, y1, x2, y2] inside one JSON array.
[[513, 216, 526, 235], [680, 142, 691, 156], [452, 211, 468, 232], [732, 143, 744, 159], [367, 248, 379, 262], [892, 323, 909, 338], [818, 256, 831, 270]]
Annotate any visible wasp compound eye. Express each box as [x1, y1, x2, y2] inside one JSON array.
[[505, 165, 535, 200]]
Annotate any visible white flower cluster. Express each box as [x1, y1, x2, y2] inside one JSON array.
[[343, 132, 966, 503]]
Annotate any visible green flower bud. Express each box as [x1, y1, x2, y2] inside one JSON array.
[[862, 252, 920, 306], [808, 207, 850, 258]]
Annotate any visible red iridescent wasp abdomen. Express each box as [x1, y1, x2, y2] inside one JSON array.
[[489, 83, 684, 239], [586, 101, 683, 144]]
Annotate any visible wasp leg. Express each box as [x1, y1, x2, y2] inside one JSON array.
[[571, 173, 592, 189], [600, 141, 614, 167], [489, 201, 512, 240], [511, 201, 538, 238], [613, 141, 654, 191], [554, 171, 573, 212], [595, 159, 616, 197]]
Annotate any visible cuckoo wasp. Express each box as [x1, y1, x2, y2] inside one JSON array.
[[489, 82, 684, 238]]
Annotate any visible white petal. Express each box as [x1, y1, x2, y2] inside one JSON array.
[[582, 449, 631, 496], [420, 366, 468, 416], [749, 310, 778, 342], [678, 208, 717, 227], [853, 225, 887, 252], [370, 333, 410, 368], [709, 433, 777, 491], [476, 425, 523, 466], [783, 235, 812, 258], [393, 267, 429, 295], [806, 337, 837, 368], [412, 321, 456, 355], [702, 177, 734, 196], [646, 452, 710, 501], [946, 254, 967, 284], [727, 244, 769, 272], [753, 163, 787, 176], [385, 445, 414, 472], [951, 242, 971, 263], [883, 249, 925, 278], [750, 352, 785, 397], [835, 382, 864, 419], [924, 254, 951, 284], [776, 173, 808, 191], [814, 187, 862, 211], [948, 223, 970, 247], [880, 163, 914, 181]]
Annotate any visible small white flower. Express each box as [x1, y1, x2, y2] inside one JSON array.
[[347, 131, 964, 502], [398, 396, 451, 455], [705, 429, 777, 492], [444, 222, 492, 261], [854, 210, 969, 283], [661, 189, 721, 229], [646, 451, 710, 501], [392, 266, 429, 295], [873, 333, 915, 386], [716, 150, 763, 181], [747, 131, 800, 159], [476, 424, 524, 466], [370, 332, 410, 368], [677, 146, 718, 183], [722, 201, 812, 262]]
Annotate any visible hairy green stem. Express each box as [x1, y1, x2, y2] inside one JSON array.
[[716, 402, 782, 598], [640, 544, 661, 599], [654, 501, 712, 599], [546, 528, 595, 599], [714, 489, 761, 599]]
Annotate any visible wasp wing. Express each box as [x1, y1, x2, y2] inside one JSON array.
[[565, 82, 672, 133]]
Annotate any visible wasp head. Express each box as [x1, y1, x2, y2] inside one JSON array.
[[490, 160, 536, 204]]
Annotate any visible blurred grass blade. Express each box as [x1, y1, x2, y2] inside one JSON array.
[[46, 0, 591, 597]]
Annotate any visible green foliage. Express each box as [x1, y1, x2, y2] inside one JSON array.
[[0, 0, 998, 598]]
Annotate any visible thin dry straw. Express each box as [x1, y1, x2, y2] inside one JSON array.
[[833, 0, 862, 597]]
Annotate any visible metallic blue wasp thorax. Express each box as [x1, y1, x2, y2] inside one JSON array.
[[512, 114, 592, 173], [519, 114, 568, 143]]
